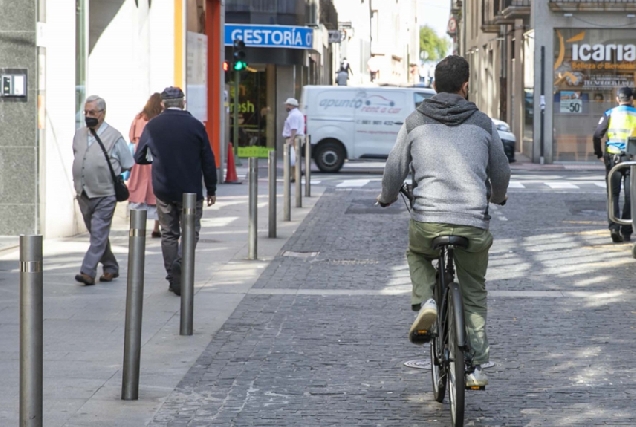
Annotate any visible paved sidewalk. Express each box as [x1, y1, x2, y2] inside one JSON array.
[[144, 185, 636, 426], [0, 177, 322, 426]]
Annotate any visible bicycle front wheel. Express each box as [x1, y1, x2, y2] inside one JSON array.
[[448, 284, 465, 426]]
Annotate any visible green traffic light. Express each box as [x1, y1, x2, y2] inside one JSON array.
[[234, 60, 247, 71]]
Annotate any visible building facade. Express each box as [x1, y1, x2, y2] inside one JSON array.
[[225, 0, 338, 157], [2, 0, 225, 237], [452, 0, 636, 164]]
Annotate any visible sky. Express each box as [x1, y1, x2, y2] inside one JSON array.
[[418, 0, 451, 41]]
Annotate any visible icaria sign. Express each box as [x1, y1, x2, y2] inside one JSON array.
[[224, 24, 313, 50], [572, 43, 636, 62]]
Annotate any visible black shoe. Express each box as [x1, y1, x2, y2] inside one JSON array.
[[611, 230, 624, 243], [169, 258, 182, 296]]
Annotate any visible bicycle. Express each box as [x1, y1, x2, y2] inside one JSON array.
[[393, 182, 504, 427]]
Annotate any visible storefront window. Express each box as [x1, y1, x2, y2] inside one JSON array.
[[553, 28, 636, 161], [75, 0, 88, 129], [231, 66, 276, 157]]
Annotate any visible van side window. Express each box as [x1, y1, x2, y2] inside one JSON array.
[[414, 92, 433, 108]]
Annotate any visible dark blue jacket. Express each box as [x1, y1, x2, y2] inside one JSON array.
[[135, 109, 217, 202]]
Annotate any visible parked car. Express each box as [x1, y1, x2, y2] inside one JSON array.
[[492, 118, 516, 163]]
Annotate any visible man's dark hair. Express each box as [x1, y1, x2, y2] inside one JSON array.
[[434, 55, 470, 94], [617, 86, 633, 102]]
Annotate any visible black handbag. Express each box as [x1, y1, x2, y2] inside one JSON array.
[[90, 129, 130, 202]]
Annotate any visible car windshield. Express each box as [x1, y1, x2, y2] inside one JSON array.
[[414, 92, 434, 108]]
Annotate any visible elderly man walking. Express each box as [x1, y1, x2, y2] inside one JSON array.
[[72, 95, 134, 286], [135, 87, 217, 295]]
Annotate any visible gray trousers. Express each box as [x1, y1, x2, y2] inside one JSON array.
[[77, 194, 118, 278], [156, 197, 203, 281]]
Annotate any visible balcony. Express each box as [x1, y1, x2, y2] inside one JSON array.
[[451, 0, 462, 14], [500, 0, 530, 20], [549, 0, 636, 12], [481, 0, 501, 33]]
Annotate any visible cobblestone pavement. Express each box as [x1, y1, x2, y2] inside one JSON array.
[[149, 183, 636, 427]]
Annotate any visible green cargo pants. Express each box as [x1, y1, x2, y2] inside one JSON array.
[[406, 220, 493, 366]]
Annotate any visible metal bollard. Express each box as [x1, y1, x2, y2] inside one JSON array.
[[180, 193, 197, 336], [283, 142, 291, 222], [20, 235, 43, 427], [268, 150, 277, 238], [121, 210, 147, 401], [305, 135, 312, 197], [295, 138, 302, 208], [248, 158, 258, 259]]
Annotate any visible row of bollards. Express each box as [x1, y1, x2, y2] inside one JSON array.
[[247, 136, 312, 260], [18, 136, 313, 420]]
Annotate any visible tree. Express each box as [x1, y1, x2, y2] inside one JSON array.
[[419, 25, 451, 61]]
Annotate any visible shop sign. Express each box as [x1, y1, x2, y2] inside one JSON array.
[[225, 24, 313, 50], [555, 30, 636, 90], [559, 91, 583, 114]]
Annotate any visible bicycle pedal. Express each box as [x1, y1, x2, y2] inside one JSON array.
[[409, 330, 432, 344], [465, 385, 486, 391]]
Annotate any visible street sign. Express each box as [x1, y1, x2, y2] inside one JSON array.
[[447, 17, 457, 36], [328, 31, 343, 44]]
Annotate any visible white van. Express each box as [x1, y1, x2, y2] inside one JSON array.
[[301, 86, 436, 173]]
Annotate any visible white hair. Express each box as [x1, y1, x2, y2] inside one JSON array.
[[85, 95, 106, 111]]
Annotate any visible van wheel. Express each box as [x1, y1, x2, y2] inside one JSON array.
[[315, 140, 345, 173]]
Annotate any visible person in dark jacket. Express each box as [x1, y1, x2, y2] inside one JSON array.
[[135, 86, 217, 295]]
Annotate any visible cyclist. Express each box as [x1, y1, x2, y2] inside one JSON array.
[[377, 55, 510, 387], [593, 86, 635, 243]]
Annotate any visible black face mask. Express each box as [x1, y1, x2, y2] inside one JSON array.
[[85, 117, 99, 128]]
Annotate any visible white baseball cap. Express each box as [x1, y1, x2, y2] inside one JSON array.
[[285, 98, 299, 107]]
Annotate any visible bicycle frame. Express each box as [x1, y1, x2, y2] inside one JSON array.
[[437, 247, 469, 352]]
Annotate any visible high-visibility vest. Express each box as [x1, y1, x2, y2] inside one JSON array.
[[606, 105, 636, 154]]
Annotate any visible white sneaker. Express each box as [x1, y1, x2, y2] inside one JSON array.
[[409, 298, 437, 336], [465, 365, 488, 387]]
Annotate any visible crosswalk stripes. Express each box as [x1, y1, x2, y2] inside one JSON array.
[[336, 179, 371, 188], [330, 179, 607, 190]]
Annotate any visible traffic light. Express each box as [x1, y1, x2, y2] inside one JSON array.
[[223, 61, 229, 72], [232, 39, 247, 71]]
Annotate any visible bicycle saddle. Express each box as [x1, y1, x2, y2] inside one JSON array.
[[432, 235, 469, 250]]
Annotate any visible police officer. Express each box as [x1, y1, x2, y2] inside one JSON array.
[[593, 86, 636, 243]]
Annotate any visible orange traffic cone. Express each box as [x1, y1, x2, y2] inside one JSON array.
[[225, 143, 241, 184]]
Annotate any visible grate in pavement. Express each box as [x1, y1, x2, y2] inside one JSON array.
[[324, 259, 379, 265]]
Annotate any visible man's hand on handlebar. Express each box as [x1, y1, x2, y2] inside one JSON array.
[[376, 194, 396, 207]]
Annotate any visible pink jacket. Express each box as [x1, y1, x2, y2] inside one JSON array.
[[127, 114, 156, 205]]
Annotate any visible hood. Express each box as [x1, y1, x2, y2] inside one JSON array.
[[417, 92, 479, 126]]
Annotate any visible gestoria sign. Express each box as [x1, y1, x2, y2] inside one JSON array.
[[572, 43, 636, 62]]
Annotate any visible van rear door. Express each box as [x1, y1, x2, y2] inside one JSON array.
[[306, 88, 356, 154], [354, 89, 408, 158]]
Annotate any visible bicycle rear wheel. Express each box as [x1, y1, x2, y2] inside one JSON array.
[[448, 285, 465, 426], [430, 275, 446, 403]]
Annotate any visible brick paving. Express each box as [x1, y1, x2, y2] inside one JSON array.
[[149, 185, 636, 426]]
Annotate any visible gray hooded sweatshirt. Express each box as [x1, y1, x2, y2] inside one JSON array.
[[379, 92, 511, 230]]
